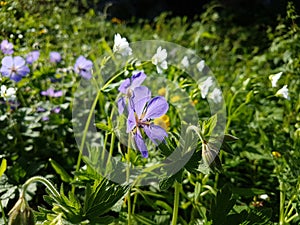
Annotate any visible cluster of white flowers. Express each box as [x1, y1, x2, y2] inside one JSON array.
[[152, 47, 168, 74], [269, 72, 289, 100], [0, 85, 17, 101], [113, 33, 132, 56]]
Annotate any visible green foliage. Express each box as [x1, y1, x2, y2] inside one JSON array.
[[0, 0, 299, 224]]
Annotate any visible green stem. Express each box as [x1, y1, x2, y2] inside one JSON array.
[[22, 176, 60, 198], [127, 190, 132, 225], [0, 199, 7, 225], [75, 90, 101, 174], [279, 180, 285, 225], [126, 136, 132, 224], [171, 181, 181, 225]]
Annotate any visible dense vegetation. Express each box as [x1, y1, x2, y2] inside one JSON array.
[[0, 0, 299, 224]]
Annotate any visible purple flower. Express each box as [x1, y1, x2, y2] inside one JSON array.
[[0, 40, 14, 55], [0, 56, 30, 82], [26, 50, 40, 64], [127, 86, 169, 158], [117, 72, 147, 114], [52, 107, 61, 113], [74, 56, 93, 80], [40, 88, 63, 97], [49, 52, 61, 63]]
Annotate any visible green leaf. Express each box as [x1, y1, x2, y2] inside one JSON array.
[[210, 185, 236, 224], [83, 178, 128, 219], [0, 159, 7, 177], [49, 159, 72, 183], [95, 122, 112, 132], [223, 134, 239, 142]]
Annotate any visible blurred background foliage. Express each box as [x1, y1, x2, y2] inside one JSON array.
[[0, 0, 299, 224]]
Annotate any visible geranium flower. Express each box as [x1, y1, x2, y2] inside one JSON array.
[[269, 72, 282, 87], [199, 77, 213, 98], [74, 56, 93, 80], [117, 71, 147, 114], [26, 50, 40, 64], [0, 56, 30, 82], [40, 88, 63, 97], [0, 40, 14, 55], [113, 33, 132, 56], [0, 85, 16, 101], [275, 85, 289, 100], [127, 86, 169, 158], [152, 46, 168, 74], [49, 52, 62, 63]]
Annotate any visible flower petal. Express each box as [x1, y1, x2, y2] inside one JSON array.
[[126, 109, 136, 133], [118, 78, 130, 94], [143, 96, 168, 120], [16, 65, 30, 77], [1, 56, 13, 68], [134, 132, 148, 158], [117, 97, 126, 114], [131, 86, 151, 117], [13, 56, 26, 68], [143, 124, 168, 145], [10, 74, 23, 82], [130, 71, 146, 88]]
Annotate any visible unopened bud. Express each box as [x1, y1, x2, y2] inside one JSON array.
[[202, 142, 222, 172], [8, 196, 35, 225]]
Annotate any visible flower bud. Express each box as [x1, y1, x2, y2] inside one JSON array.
[[202, 142, 222, 172], [8, 196, 35, 225]]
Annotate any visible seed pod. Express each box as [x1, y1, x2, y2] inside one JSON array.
[[202, 142, 222, 172], [8, 197, 35, 225]]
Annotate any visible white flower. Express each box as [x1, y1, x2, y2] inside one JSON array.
[[181, 56, 189, 68], [209, 88, 222, 103], [258, 194, 269, 200], [113, 33, 132, 56], [275, 85, 289, 100], [199, 77, 213, 98], [0, 85, 17, 101], [269, 72, 283, 87], [197, 60, 205, 72], [152, 46, 168, 74]]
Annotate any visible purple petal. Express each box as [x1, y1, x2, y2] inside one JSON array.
[[143, 124, 168, 145], [79, 70, 92, 80], [143, 96, 168, 120], [130, 72, 147, 89], [53, 90, 63, 97], [0, 66, 11, 77], [117, 97, 126, 114], [13, 56, 26, 68], [50, 52, 61, 63], [118, 78, 130, 94], [1, 56, 13, 68], [10, 74, 23, 82], [131, 86, 151, 117], [126, 109, 136, 133], [52, 107, 61, 113], [26, 51, 40, 64], [134, 132, 148, 158], [16, 65, 30, 77], [37, 107, 46, 112]]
